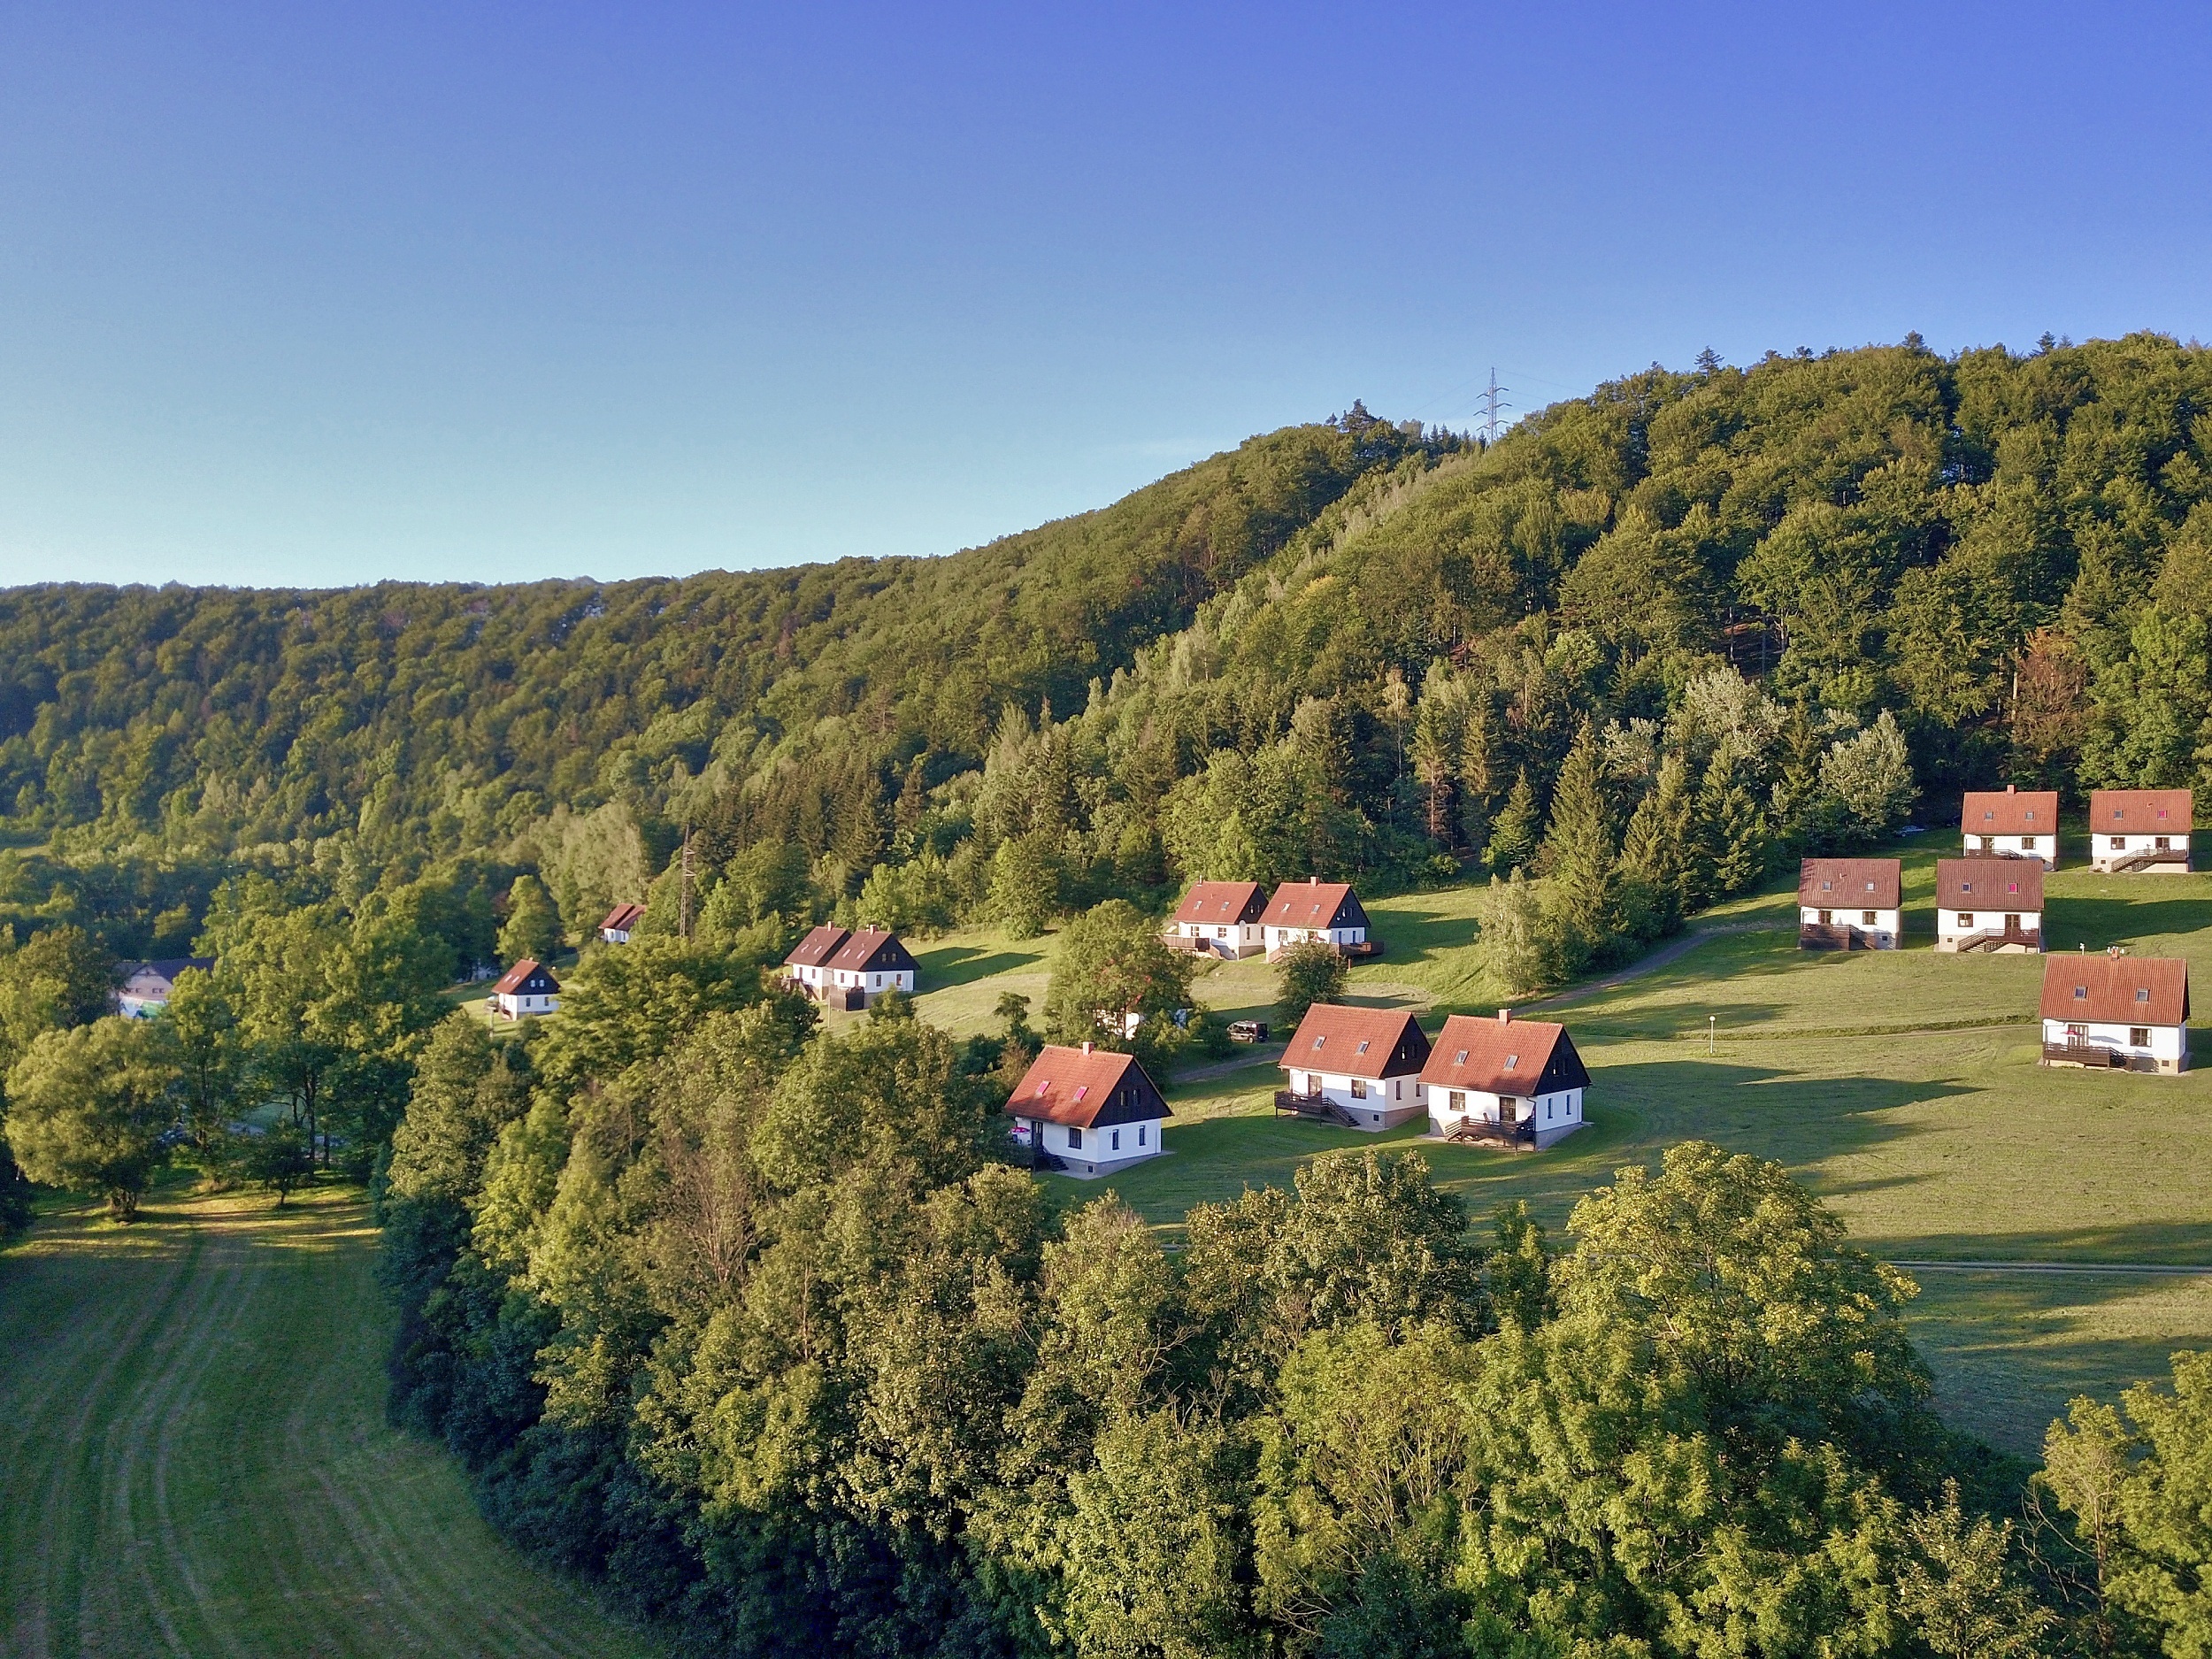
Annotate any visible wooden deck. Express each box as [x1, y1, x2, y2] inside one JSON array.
[[1274, 1090, 1358, 1127]]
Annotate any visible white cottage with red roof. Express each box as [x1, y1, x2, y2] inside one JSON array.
[[1935, 858, 2043, 953], [1168, 880, 1268, 959], [1276, 1003, 1431, 1130], [117, 956, 216, 1018], [490, 958, 561, 1019], [1798, 858, 1902, 949], [1962, 786, 2060, 868], [599, 902, 646, 944], [1418, 1010, 1591, 1148], [1006, 1041, 1171, 1178], [1260, 878, 1374, 961], [780, 925, 918, 1010], [2089, 789, 2192, 872], [2040, 952, 2190, 1073]]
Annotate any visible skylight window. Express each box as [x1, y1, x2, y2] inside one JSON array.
[[1504, 1054, 1519, 1069], [1454, 1049, 1468, 1064], [2137, 987, 2152, 1002], [2074, 987, 2087, 999], [1311, 1035, 1325, 1050], [1960, 881, 1972, 894], [1072, 1085, 1088, 1102], [1356, 1040, 1371, 1055], [1035, 1079, 1051, 1096]]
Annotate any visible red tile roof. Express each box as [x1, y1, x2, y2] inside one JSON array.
[[1798, 858, 1901, 910], [1279, 1003, 1430, 1078], [1262, 879, 1369, 931], [1419, 1011, 1590, 1097], [2039, 955, 2188, 1026], [826, 927, 917, 973], [785, 925, 849, 970], [492, 957, 560, 996], [1937, 858, 2043, 910], [1962, 788, 2059, 837], [1006, 1044, 1172, 1129], [1171, 880, 1267, 926], [2090, 789, 2193, 833], [600, 902, 646, 933]]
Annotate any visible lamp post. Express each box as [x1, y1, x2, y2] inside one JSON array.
[[1708, 1014, 1716, 1056]]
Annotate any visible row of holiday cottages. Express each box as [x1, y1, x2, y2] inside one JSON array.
[[1958, 786, 2190, 871], [1009, 1002, 1594, 1177]]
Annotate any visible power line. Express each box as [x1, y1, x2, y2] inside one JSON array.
[[1479, 368, 1512, 446]]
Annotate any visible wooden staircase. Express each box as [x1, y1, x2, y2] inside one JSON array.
[[1274, 1091, 1359, 1127]]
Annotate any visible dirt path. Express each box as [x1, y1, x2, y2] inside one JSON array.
[[1887, 1259, 2212, 1276], [1523, 922, 1776, 1011], [0, 1186, 659, 1659]]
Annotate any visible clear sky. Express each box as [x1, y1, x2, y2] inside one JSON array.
[[3, 2, 2208, 588]]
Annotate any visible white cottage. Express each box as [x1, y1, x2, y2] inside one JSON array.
[[599, 902, 645, 944], [1260, 878, 1375, 961], [2089, 789, 2192, 872], [1962, 786, 2060, 868], [1167, 880, 1268, 959], [780, 925, 919, 1010], [1934, 858, 2044, 953], [1275, 1003, 1431, 1131], [490, 957, 561, 1019], [117, 956, 215, 1018], [1006, 1042, 1171, 1178], [1798, 858, 1902, 949], [1418, 1009, 1591, 1149], [2040, 952, 2190, 1073]]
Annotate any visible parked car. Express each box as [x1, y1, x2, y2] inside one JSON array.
[[1228, 1019, 1269, 1043]]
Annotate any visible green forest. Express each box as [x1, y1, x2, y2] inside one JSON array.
[[8, 334, 2212, 1656]]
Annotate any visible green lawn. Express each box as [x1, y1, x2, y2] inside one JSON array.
[[0, 1181, 660, 1658]]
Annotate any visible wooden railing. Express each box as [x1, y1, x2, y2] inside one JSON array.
[[1441, 1116, 1532, 1147], [1798, 922, 1863, 950], [2042, 1041, 2125, 1069], [1274, 1091, 1357, 1127], [1951, 925, 2042, 954], [2098, 847, 2192, 873]]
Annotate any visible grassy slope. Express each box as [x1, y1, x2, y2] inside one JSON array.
[[924, 849, 2212, 1454], [0, 1182, 659, 1659]]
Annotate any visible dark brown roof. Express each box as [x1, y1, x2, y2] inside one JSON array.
[[1937, 858, 2043, 910], [1962, 788, 2059, 836], [1798, 858, 1901, 910], [826, 927, 917, 973], [1263, 879, 1370, 931], [2039, 955, 2188, 1025], [124, 957, 215, 984], [785, 925, 849, 970], [492, 957, 560, 996], [1279, 1003, 1430, 1079], [1419, 1012, 1590, 1098], [1006, 1044, 1172, 1129], [1171, 880, 1267, 926], [600, 902, 646, 932], [2090, 789, 2193, 832]]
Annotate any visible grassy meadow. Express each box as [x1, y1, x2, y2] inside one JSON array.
[[0, 1181, 661, 1659]]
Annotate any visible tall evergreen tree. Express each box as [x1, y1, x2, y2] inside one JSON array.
[[1484, 768, 1540, 875], [1538, 721, 1619, 964]]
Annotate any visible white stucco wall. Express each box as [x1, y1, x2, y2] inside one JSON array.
[[1016, 1115, 1164, 1174], [1424, 1085, 1584, 1136], [1285, 1068, 1421, 1130], [1936, 908, 2044, 949], [2042, 1018, 2189, 1070], [1964, 833, 2058, 865], [1799, 905, 1901, 948], [495, 992, 558, 1018], [1263, 924, 1367, 957], [2093, 833, 2192, 870], [1178, 919, 1262, 953]]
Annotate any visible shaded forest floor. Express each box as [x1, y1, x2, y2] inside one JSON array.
[[0, 1182, 660, 1659]]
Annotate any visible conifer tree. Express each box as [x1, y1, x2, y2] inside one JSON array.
[[1538, 721, 1619, 964], [1619, 749, 1694, 932], [1458, 697, 1497, 852], [1695, 757, 1771, 900], [1484, 768, 1540, 875]]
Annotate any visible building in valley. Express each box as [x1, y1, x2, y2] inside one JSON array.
[[1797, 857, 1903, 949], [780, 925, 918, 1010], [1260, 878, 1377, 961], [1166, 880, 1268, 959], [490, 958, 561, 1019], [2039, 952, 2189, 1072], [1962, 786, 2060, 867], [1005, 1041, 1171, 1177], [1275, 1003, 1431, 1130], [1419, 1009, 1591, 1148], [1934, 858, 2044, 953], [2088, 789, 2192, 872], [117, 957, 216, 1018], [599, 902, 645, 944]]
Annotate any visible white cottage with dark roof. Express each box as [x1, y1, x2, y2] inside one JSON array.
[[1167, 880, 1268, 959], [1006, 1042, 1171, 1177], [1260, 878, 1375, 960], [1275, 1002, 1430, 1130], [490, 958, 561, 1019], [2040, 953, 2190, 1073], [1419, 1010, 1591, 1148]]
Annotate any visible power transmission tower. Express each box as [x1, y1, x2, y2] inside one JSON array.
[[679, 825, 695, 942], [1479, 369, 1512, 446]]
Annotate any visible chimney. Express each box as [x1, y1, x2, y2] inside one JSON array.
[[1497, 1008, 1512, 1024], [2107, 946, 2122, 958], [1080, 1040, 1094, 1054], [1309, 874, 1318, 884], [2007, 783, 2016, 794]]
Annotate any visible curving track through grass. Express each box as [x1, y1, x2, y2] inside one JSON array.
[[0, 1183, 659, 1659]]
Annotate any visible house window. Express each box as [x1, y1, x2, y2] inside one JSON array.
[[1448, 1090, 1465, 1110], [1138, 1124, 1147, 1147], [1863, 911, 1878, 926], [2136, 987, 2151, 1002], [2066, 1022, 2087, 1039], [1216, 926, 1228, 939], [1111, 1129, 1121, 1151], [2021, 837, 2033, 849], [1454, 1049, 1468, 1064], [1503, 1054, 1518, 1071], [1072, 1085, 1088, 1102], [1356, 1040, 1370, 1055], [2111, 836, 2126, 849], [1350, 1078, 1369, 1099], [2156, 836, 2171, 850], [1960, 881, 1973, 895], [2130, 1026, 2151, 1047], [1068, 1126, 1082, 1149], [1978, 836, 1993, 849], [1955, 913, 1973, 929]]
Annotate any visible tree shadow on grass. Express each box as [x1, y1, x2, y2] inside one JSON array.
[[2040, 892, 2212, 954], [913, 942, 1046, 990]]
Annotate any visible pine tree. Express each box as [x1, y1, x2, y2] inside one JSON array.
[[1539, 721, 1619, 963], [1695, 755, 1770, 900], [1458, 696, 1497, 852], [1485, 768, 1540, 875], [1619, 749, 1694, 930]]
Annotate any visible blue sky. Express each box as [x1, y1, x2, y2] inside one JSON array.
[[3, 2, 2208, 588]]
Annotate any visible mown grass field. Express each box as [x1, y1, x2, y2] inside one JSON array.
[[967, 847, 2212, 1455], [0, 1181, 660, 1659]]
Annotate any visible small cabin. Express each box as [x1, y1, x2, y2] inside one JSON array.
[[2040, 953, 2189, 1073], [2089, 789, 2192, 873], [117, 957, 215, 1018], [780, 926, 918, 1010], [1419, 1010, 1591, 1149], [1934, 858, 2044, 953], [1167, 880, 1268, 959], [1006, 1042, 1171, 1178], [1261, 878, 1376, 961], [1962, 786, 2059, 868], [490, 958, 561, 1019], [599, 902, 646, 944], [1798, 858, 1902, 949], [1276, 1003, 1430, 1131]]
